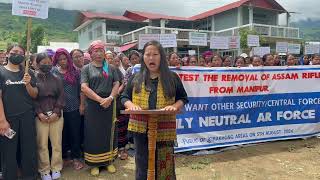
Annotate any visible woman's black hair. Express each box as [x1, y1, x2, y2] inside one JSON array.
[[262, 54, 272, 62], [70, 49, 84, 57], [222, 55, 231, 62], [211, 54, 222, 61], [128, 50, 141, 61], [36, 52, 51, 64], [7, 43, 25, 54], [168, 52, 180, 60], [133, 41, 176, 99]]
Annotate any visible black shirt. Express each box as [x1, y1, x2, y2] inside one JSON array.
[[120, 71, 189, 110], [81, 63, 120, 101], [0, 66, 36, 117]]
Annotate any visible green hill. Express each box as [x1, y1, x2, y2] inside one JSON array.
[[0, 3, 78, 43], [292, 19, 320, 41]]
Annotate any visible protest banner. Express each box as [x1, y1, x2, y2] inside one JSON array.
[[171, 66, 320, 152]]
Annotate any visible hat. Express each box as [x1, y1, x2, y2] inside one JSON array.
[[240, 53, 248, 58]]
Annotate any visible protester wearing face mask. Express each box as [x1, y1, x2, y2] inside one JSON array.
[[0, 44, 38, 180], [34, 53, 65, 180]]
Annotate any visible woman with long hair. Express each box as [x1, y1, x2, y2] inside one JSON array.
[[35, 52, 65, 180], [0, 44, 38, 180], [52, 48, 84, 170], [121, 41, 188, 180]]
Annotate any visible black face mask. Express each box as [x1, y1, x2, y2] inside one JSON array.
[[39, 64, 52, 73], [8, 54, 25, 65]]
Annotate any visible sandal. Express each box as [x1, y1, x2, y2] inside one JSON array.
[[90, 167, 100, 176], [73, 159, 84, 170]]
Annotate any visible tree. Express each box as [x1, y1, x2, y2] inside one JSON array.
[[21, 26, 45, 53]]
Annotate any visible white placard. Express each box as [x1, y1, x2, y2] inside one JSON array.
[[229, 36, 240, 49], [189, 32, 208, 46], [287, 43, 301, 54], [276, 42, 288, 53], [160, 34, 177, 48], [253, 47, 271, 57], [138, 34, 160, 50], [247, 35, 260, 47], [188, 50, 196, 56], [210, 36, 229, 49], [305, 44, 320, 55], [12, 0, 49, 19]]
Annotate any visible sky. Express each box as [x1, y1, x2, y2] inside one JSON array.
[[1, 0, 319, 22]]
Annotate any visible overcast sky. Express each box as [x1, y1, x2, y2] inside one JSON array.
[[1, 0, 319, 21]]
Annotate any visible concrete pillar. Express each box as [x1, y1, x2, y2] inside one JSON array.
[[249, 6, 254, 30], [275, 13, 279, 26], [101, 20, 107, 44], [160, 19, 166, 34], [286, 13, 290, 27], [237, 7, 243, 26], [211, 16, 215, 31]]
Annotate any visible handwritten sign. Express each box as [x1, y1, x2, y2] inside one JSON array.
[[160, 34, 177, 48], [12, 0, 49, 19], [189, 32, 208, 46], [276, 42, 288, 53], [210, 36, 229, 49], [287, 43, 301, 54], [247, 35, 260, 47], [138, 34, 160, 50], [253, 47, 271, 57]]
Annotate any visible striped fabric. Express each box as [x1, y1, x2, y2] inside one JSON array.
[[128, 82, 176, 141]]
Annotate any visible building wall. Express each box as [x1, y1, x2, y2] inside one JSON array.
[[214, 9, 238, 31], [78, 20, 106, 50]]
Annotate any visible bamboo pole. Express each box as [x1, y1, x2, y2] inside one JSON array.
[[110, 99, 117, 156], [25, 17, 32, 72]]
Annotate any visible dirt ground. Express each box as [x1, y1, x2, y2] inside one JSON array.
[[61, 137, 320, 180]]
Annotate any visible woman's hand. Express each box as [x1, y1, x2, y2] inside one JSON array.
[[38, 113, 49, 123], [48, 113, 59, 123], [23, 73, 31, 85], [0, 119, 10, 136], [100, 97, 113, 109], [162, 105, 178, 112], [126, 104, 142, 111]]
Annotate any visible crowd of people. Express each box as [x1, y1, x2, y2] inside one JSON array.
[[1, 40, 320, 180], [0, 40, 189, 180], [167, 51, 320, 68]]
